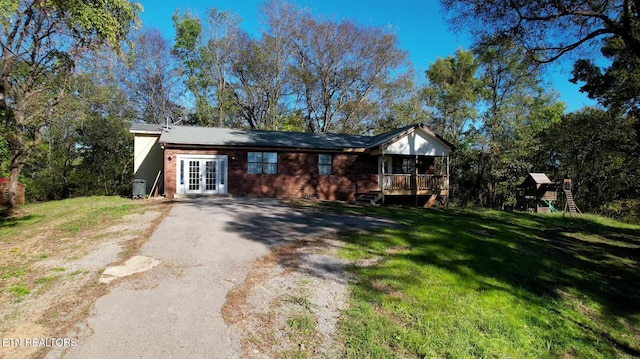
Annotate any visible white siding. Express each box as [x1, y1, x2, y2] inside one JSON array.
[[134, 134, 163, 194], [383, 129, 450, 156]]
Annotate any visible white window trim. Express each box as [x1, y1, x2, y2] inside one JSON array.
[[318, 154, 333, 175], [175, 154, 228, 195], [247, 151, 278, 175]]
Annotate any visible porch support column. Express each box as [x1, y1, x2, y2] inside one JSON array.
[[381, 150, 386, 205], [414, 155, 418, 207], [445, 155, 450, 207]]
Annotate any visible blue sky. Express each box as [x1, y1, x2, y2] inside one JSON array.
[[138, 0, 597, 113]]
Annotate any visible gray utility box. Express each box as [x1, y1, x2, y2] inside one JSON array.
[[132, 179, 146, 199]]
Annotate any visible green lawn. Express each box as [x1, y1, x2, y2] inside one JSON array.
[[336, 207, 640, 358], [0, 196, 161, 302]]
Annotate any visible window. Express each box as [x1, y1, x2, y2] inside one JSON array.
[[319, 154, 332, 175], [394, 157, 415, 174], [248, 152, 277, 174]]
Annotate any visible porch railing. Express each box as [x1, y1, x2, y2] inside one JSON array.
[[382, 174, 447, 191]]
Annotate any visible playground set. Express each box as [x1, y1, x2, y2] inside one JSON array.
[[516, 173, 581, 217]]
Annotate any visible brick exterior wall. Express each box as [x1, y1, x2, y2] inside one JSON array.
[[163, 147, 379, 201]]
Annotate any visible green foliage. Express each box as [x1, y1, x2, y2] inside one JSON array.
[[74, 116, 133, 197], [537, 108, 640, 211], [423, 48, 482, 145], [20, 65, 136, 201], [572, 35, 640, 114], [470, 37, 565, 208], [172, 10, 202, 53], [0, 0, 17, 26], [338, 207, 640, 358], [598, 199, 640, 224], [54, 0, 141, 51], [0, 0, 141, 208], [441, 0, 640, 114], [278, 111, 306, 132], [172, 10, 218, 126]]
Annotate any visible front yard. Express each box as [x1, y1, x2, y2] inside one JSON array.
[[334, 207, 640, 358], [2, 197, 638, 358], [0, 197, 171, 358]]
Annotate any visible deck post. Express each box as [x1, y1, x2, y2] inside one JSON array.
[[381, 151, 386, 205], [445, 155, 450, 207], [414, 155, 418, 207]]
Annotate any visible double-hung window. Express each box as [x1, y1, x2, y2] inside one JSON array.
[[318, 154, 332, 175], [248, 152, 277, 174]]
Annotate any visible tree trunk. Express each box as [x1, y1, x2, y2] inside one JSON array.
[[7, 156, 24, 209]]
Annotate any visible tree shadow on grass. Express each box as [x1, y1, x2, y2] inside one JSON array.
[[344, 208, 640, 356], [177, 197, 639, 356], [0, 214, 40, 228]]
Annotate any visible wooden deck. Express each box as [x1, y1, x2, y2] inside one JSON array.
[[381, 174, 448, 195]]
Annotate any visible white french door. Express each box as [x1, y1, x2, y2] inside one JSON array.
[[178, 155, 227, 195]]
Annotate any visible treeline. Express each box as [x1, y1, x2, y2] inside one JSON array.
[[1, 0, 638, 218]]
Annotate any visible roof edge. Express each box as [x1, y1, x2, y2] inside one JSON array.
[[370, 123, 455, 152]]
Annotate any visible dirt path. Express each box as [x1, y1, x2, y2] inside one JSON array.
[[223, 236, 354, 358]]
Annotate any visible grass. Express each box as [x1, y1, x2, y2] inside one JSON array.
[[7, 282, 30, 300], [335, 207, 640, 358], [0, 196, 164, 307], [285, 314, 320, 358], [287, 314, 316, 335]]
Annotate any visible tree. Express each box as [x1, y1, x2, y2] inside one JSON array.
[[289, 13, 408, 133], [422, 49, 483, 206], [440, 0, 640, 112], [172, 10, 216, 126], [474, 37, 564, 208], [0, 0, 140, 208], [229, 0, 298, 130], [374, 71, 427, 134], [537, 108, 640, 210], [204, 8, 241, 127], [423, 48, 482, 145], [441, 0, 640, 63], [571, 35, 640, 114], [231, 31, 273, 129], [124, 27, 183, 124], [172, 8, 242, 127], [22, 49, 136, 200], [255, 0, 297, 130]]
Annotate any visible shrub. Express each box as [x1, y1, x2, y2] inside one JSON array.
[[598, 199, 640, 224]]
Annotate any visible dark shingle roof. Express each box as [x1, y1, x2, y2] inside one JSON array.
[[158, 125, 418, 150], [130, 123, 452, 152]]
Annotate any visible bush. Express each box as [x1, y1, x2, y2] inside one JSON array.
[[598, 199, 640, 224]]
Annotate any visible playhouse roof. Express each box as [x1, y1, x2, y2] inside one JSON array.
[[517, 173, 554, 188], [528, 173, 553, 184]]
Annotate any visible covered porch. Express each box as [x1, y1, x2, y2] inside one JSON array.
[[377, 154, 449, 196], [358, 125, 452, 205]]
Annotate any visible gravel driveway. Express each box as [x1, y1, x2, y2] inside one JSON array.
[[47, 197, 394, 359]]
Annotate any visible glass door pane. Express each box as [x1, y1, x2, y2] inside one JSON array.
[[188, 160, 200, 192], [204, 160, 217, 191]]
